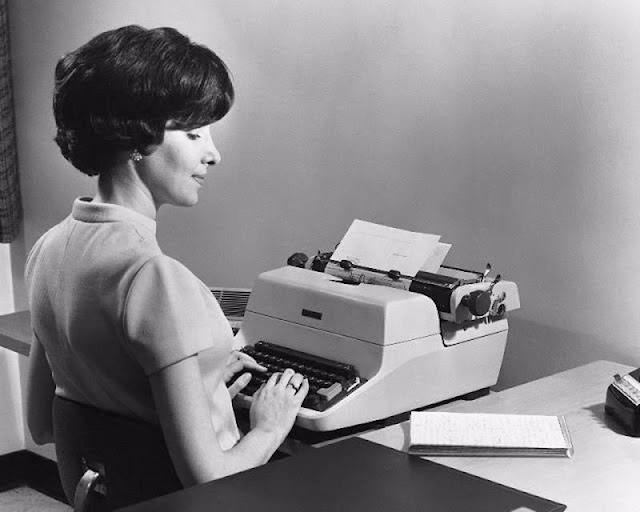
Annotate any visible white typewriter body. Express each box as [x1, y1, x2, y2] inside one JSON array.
[[235, 265, 520, 431]]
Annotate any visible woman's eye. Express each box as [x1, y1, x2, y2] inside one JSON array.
[[187, 132, 201, 140]]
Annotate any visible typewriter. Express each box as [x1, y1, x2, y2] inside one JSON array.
[[232, 254, 520, 432]]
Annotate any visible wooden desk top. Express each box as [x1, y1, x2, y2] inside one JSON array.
[[361, 360, 640, 512], [0, 310, 31, 356]]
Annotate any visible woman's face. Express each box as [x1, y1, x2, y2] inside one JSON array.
[[137, 124, 221, 208]]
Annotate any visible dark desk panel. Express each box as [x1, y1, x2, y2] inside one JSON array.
[[117, 437, 565, 512]]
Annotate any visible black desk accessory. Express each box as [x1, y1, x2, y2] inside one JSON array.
[[605, 367, 640, 437], [117, 437, 566, 512]]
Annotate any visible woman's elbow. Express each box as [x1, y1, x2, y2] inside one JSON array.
[[27, 412, 54, 445], [31, 430, 54, 445], [29, 427, 54, 445]]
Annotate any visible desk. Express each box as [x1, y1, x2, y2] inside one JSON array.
[[361, 360, 640, 511], [0, 310, 31, 356], [120, 361, 633, 512], [5, 307, 636, 510]]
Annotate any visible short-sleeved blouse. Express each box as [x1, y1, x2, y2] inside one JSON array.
[[25, 197, 240, 449]]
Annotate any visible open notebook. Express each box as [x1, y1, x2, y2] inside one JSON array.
[[409, 411, 574, 457]]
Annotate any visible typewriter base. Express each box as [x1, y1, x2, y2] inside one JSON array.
[[234, 386, 490, 452]]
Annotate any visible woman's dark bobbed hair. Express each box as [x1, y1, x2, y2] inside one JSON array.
[[53, 25, 234, 176]]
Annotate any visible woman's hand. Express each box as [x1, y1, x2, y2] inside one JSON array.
[[224, 350, 266, 399], [249, 368, 309, 444]]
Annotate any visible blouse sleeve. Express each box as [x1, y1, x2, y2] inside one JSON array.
[[123, 255, 223, 375]]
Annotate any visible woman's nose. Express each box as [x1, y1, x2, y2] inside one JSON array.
[[206, 145, 221, 166], [203, 131, 221, 166]]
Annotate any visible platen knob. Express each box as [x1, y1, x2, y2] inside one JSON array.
[[462, 290, 491, 317], [287, 252, 309, 268]]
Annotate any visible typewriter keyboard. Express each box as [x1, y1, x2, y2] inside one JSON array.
[[232, 341, 363, 411]]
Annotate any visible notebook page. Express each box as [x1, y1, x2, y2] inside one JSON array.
[[410, 412, 569, 449]]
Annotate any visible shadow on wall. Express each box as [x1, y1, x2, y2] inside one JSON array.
[[495, 315, 629, 391]]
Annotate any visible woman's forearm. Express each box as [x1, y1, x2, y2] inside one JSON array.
[[26, 337, 55, 444], [151, 357, 286, 487]]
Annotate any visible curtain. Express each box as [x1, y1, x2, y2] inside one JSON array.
[[0, 0, 22, 243]]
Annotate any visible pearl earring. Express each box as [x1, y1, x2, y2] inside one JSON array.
[[130, 149, 143, 162]]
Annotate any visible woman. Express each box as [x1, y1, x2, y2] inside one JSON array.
[[25, 25, 308, 489]]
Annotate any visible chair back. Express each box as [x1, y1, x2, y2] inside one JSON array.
[[53, 396, 182, 511]]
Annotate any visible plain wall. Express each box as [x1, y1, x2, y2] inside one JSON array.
[[8, 0, 640, 393]]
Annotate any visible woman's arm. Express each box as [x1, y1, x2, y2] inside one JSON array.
[[149, 355, 307, 487], [26, 337, 56, 445]]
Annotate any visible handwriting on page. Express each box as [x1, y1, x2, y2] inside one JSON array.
[[411, 412, 568, 449]]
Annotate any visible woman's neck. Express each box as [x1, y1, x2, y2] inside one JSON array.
[[94, 161, 158, 220]]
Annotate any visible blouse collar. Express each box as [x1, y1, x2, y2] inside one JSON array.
[[71, 197, 157, 236]]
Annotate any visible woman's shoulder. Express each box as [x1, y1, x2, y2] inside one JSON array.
[[129, 253, 210, 300], [137, 253, 193, 277], [25, 216, 74, 275], [122, 253, 226, 367]]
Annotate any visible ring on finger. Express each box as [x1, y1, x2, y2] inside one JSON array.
[[287, 382, 300, 392]]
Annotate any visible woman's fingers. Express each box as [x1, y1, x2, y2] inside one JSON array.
[[287, 373, 305, 392], [292, 377, 309, 402], [235, 351, 267, 371], [224, 351, 267, 384], [275, 368, 295, 390], [227, 372, 252, 398], [262, 369, 306, 395]]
